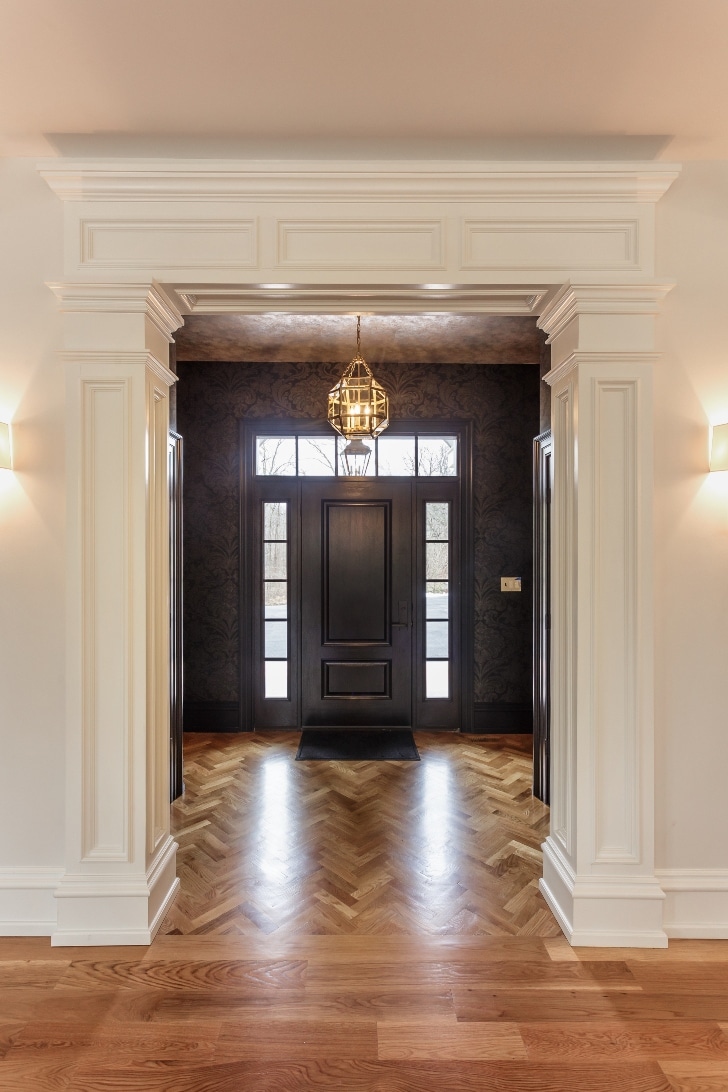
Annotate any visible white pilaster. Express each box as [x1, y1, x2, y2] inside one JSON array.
[[51, 282, 184, 945], [538, 284, 671, 946]]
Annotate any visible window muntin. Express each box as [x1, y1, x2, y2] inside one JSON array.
[[262, 501, 289, 699]]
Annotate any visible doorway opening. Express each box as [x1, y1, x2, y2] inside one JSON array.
[[240, 418, 473, 732]]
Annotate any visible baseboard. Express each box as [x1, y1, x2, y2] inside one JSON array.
[[0, 867, 64, 936], [52, 836, 179, 947], [541, 836, 668, 948], [183, 700, 241, 732], [467, 701, 533, 734], [657, 869, 728, 939]]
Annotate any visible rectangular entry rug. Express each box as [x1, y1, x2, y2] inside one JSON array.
[[296, 729, 420, 761]]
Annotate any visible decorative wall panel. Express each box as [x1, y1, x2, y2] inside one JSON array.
[[81, 219, 257, 269], [178, 358, 539, 710], [276, 220, 444, 269], [462, 219, 639, 271], [81, 380, 131, 862]]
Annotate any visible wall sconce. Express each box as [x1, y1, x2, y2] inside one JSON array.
[[0, 422, 11, 470], [710, 423, 728, 471]]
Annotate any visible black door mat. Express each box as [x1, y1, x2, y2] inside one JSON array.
[[296, 729, 420, 761]]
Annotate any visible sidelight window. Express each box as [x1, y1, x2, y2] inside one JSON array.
[[424, 502, 450, 699], [263, 501, 289, 698]]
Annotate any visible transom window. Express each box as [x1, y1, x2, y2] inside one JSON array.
[[255, 433, 457, 477]]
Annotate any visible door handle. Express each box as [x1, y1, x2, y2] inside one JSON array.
[[392, 600, 410, 627]]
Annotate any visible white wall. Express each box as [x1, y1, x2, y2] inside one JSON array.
[[0, 159, 65, 875], [655, 162, 728, 891]]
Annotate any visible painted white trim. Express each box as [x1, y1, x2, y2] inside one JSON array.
[[0, 868, 64, 936], [171, 283, 553, 316], [657, 870, 728, 939], [38, 159, 681, 204]]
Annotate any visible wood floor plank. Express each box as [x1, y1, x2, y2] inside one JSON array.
[[64, 1058, 674, 1091], [214, 1018, 378, 1060], [7, 1021, 219, 1063], [658, 1061, 728, 1091], [455, 989, 728, 1023], [519, 1020, 728, 1061], [55, 958, 307, 991], [377, 1019, 527, 1060], [305, 958, 640, 990]]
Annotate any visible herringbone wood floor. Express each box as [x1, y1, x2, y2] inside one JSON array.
[[161, 731, 559, 938], [4, 735, 728, 1090]]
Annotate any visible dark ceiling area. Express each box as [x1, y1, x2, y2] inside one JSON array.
[[174, 313, 545, 365]]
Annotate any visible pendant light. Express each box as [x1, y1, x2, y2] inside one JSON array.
[[327, 316, 390, 452]]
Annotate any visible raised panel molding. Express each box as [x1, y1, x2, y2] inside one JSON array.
[[551, 383, 576, 860], [592, 377, 639, 863], [81, 379, 133, 862], [80, 218, 258, 270], [462, 219, 639, 271], [276, 219, 444, 270]]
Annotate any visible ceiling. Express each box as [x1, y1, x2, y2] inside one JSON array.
[[2, 0, 728, 160], [174, 314, 544, 364]]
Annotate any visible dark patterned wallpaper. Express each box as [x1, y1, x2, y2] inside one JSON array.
[[177, 361, 539, 709]]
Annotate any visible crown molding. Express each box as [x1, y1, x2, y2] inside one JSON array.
[[169, 282, 553, 316], [37, 159, 681, 204], [538, 282, 674, 342], [48, 281, 184, 341]]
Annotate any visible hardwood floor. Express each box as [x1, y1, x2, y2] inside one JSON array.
[[162, 731, 557, 938], [1, 732, 728, 1090]]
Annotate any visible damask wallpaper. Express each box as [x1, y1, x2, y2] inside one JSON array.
[[177, 359, 540, 714]]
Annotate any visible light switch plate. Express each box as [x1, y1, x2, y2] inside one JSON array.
[[501, 576, 522, 592]]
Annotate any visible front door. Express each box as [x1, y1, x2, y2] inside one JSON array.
[[301, 479, 413, 728], [241, 419, 471, 733]]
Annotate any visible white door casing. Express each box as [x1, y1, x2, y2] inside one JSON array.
[[40, 159, 679, 946]]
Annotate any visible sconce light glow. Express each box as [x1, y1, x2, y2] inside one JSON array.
[[710, 423, 728, 472], [0, 422, 11, 470]]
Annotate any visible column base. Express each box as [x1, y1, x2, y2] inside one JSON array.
[[51, 836, 179, 946], [541, 836, 668, 948]]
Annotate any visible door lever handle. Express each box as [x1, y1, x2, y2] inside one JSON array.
[[392, 600, 410, 627]]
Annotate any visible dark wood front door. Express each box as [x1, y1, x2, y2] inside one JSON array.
[[301, 479, 413, 728], [241, 418, 472, 733]]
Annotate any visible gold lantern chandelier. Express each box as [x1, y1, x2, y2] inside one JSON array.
[[327, 315, 389, 475]]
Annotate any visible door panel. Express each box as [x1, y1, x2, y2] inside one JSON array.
[[324, 501, 388, 643], [302, 479, 412, 728]]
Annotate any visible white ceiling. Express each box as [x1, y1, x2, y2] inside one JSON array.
[[2, 0, 727, 160]]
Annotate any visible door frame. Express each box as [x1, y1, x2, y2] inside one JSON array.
[[239, 416, 474, 732]]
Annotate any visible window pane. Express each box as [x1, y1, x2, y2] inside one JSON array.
[[418, 436, 457, 476], [426, 583, 449, 618], [264, 542, 287, 580], [426, 621, 449, 658], [256, 436, 296, 476], [337, 434, 374, 477], [265, 660, 288, 699], [426, 541, 449, 580], [265, 620, 288, 658], [264, 581, 287, 618], [426, 660, 449, 699], [425, 502, 449, 541], [263, 501, 287, 541], [298, 436, 336, 476], [377, 436, 416, 476]]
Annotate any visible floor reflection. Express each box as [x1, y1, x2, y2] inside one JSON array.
[[166, 731, 557, 937]]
